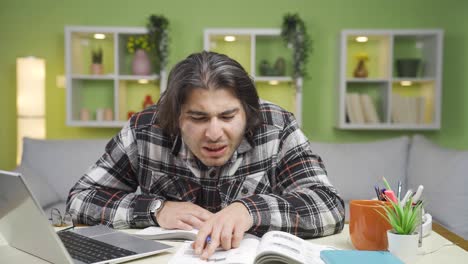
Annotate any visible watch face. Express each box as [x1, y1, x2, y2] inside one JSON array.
[[152, 200, 162, 212], [155, 200, 162, 209]]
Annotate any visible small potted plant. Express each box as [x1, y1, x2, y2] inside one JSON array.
[[91, 48, 103, 75], [378, 178, 423, 262]]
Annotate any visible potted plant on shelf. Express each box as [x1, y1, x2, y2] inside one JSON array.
[[378, 178, 423, 263], [127, 35, 153, 75], [91, 48, 103, 75]]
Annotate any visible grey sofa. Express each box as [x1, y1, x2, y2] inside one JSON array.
[[16, 135, 468, 239], [16, 138, 108, 215]]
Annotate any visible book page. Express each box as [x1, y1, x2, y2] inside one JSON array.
[[168, 234, 260, 264], [134, 226, 198, 240], [255, 231, 334, 264]]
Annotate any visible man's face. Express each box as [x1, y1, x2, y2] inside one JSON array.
[[179, 88, 247, 167]]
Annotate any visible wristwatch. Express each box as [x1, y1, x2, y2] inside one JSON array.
[[149, 199, 164, 225]]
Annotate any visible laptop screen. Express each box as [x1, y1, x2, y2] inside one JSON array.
[[0, 170, 73, 263]]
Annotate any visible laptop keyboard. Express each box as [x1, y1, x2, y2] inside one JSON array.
[[58, 230, 137, 263]]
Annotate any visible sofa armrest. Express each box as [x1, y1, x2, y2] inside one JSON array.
[[407, 135, 468, 240]]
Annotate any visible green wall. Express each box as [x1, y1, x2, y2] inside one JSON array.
[[1, 0, 467, 170]]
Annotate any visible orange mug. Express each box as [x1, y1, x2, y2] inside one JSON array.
[[349, 200, 392, 250]]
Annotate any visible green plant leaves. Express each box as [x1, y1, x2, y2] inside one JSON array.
[[280, 13, 311, 79], [377, 198, 422, 235]]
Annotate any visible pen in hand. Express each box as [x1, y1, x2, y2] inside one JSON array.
[[193, 235, 212, 255], [205, 235, 211, 246]]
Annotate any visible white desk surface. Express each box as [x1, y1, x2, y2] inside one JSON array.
[[0, 224, 466, 263]]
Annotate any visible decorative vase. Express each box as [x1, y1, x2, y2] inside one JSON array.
[[353, 59, 368, 78], [274, 57, 286, 76], [127, 111, 135, 120], [132, 49, 151, 75], [387, 230, 419, 263], [396, 58, 421, 77], [80, 108, 90, 121], [259, 60, 271, 76], [142, 95, 154, 109], [90, 63, 103, 75], [103, 108, 113, 121]]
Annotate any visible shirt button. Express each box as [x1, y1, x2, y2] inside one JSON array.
[[241, 187, 249, 195], [209, 171, 217, 178]]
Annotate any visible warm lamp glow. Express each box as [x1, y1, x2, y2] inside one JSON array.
[[224, 36, 236, 42], [94, 33, 106, 39], [17, 57, 45, 117], [356, 36, 368, 43], [16, 57, 46, 164], [400, 81, 413, 86]]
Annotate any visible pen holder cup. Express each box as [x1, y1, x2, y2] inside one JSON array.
[[349, 200, 392, 250]]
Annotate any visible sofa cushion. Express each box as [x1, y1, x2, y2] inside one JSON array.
[[407, 135, 468, 239], [15, 163, 61, 208], [18, 137, 108, 209], [309, 136, 410, 202]]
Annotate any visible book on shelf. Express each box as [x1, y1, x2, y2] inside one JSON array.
[[134, 226, 198, 241], [391, 94, 427, 124], [351, 93, 365, 123], [416, 96, 426, 124], [391, 93, 399, 123], [346, 93, 380, 124], [345, 93, 365, 124], [168, 230, 335, 264], [345, 93, 357, 123], [360, 94, 380, 123]]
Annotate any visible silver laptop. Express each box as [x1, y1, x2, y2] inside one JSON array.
[[0, 170, 172, 263]]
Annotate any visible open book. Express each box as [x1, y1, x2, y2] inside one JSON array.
[[168, 230, 335, 264], [134, 226, 198, 240]]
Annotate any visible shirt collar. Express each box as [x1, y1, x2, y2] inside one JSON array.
[[171, 135, 252, 170]]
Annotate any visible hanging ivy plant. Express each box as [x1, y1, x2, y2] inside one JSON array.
[[147, 15, 170, 72], [281, 13, 311, 79]]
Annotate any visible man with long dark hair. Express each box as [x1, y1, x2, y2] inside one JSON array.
[[67, 51, 345, 260]]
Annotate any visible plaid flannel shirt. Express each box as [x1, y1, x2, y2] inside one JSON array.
[[67, 101, 345, 238]]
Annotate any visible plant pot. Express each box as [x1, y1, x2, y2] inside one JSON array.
[[132, 49, 151, 75], [90, 63, 103, 75], [349, 200, 392, 250], [387, 230, 419, 263], [396, 59, 421, 77]]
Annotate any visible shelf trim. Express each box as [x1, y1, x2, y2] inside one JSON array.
[[67, 120, 128, 127], [391, 77, 436, 83], [337, 123, 440, 130], [118, 74, 160, 81], [65, 26, 148, 34], [204, 28, 281, 36], [346, 78, 389, 83], [254, 76, 292, 82], [71, 74, 115, 80]]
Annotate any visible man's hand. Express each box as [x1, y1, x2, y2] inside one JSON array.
[[155, 201, 213, 230], [192, 202, 253, 260]]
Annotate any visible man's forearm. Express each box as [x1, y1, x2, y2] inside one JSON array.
[[67, 182, 164, 228], [236, 187, 345, 238]]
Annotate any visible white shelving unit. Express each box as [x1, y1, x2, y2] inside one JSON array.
[[337, 29, 443, 130], [203, 28, 303, 125], [65, 26, 166, 127]]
